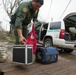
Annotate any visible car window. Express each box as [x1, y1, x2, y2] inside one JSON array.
[[35, 22, 42, 30], [41, 23, 48, 30], [43, 24, 48, 29], [36, 25, 41, 30], [50, 21, 61, 29]]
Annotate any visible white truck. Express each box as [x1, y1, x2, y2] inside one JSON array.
[[35, 15, 76, 53]]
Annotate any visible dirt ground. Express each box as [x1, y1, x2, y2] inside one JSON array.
[[0, 42, 76, 75]]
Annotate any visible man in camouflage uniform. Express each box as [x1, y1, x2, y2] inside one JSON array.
[[13, 0, 43, 44]]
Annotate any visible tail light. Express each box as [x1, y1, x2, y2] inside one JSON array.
[[59, 29, 65, 39]]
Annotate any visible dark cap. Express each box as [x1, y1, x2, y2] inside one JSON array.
[[35, 0, 43, 5]]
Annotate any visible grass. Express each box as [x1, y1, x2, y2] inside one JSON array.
[[0, 31, 15, 43]]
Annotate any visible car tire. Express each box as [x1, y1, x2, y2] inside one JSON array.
[[64, 49, 73, 53], [44, 38, 53, 47]]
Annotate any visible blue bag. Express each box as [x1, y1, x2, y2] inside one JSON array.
[[35, 47, 59, 64]]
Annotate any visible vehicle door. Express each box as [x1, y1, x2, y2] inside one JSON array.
[[47, 21, 61, 45], [40, 23, 48, 41], [35, 22, 42, 40]]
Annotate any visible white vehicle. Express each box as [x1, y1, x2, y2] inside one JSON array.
[[35, 13, 76, 53]]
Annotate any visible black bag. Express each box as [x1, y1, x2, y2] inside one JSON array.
[[35, 47, 59, 64], [10, 14, 16, 24]]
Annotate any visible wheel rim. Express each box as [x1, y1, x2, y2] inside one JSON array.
[[44, 41, 51, 47]]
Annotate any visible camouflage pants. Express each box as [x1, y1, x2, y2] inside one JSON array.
[[13, 25, 28, 45]]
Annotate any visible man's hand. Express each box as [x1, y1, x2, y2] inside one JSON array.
[[17, 28, 26, 44], [19, 36, 26, 44]]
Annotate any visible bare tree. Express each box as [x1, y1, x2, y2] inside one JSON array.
[[2, 0, 23, 33], [0, 21, 3, 31]]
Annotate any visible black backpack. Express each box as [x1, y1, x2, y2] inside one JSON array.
[[10, 14, 16, 25]]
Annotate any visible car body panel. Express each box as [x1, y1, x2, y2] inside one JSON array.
[[35, 20, 76, 50]]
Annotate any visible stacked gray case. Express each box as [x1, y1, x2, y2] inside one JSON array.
[[13, 45, 33, 65]]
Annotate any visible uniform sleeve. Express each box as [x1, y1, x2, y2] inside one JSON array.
[[15, 8, 28, 30], [33, 10, 39, 22]]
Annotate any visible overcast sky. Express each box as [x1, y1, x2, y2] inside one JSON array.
[[0, 0, 76, 31], [38, 0, 76, 22]]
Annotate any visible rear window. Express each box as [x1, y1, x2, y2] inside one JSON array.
[[50, 21, 61, 29]]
